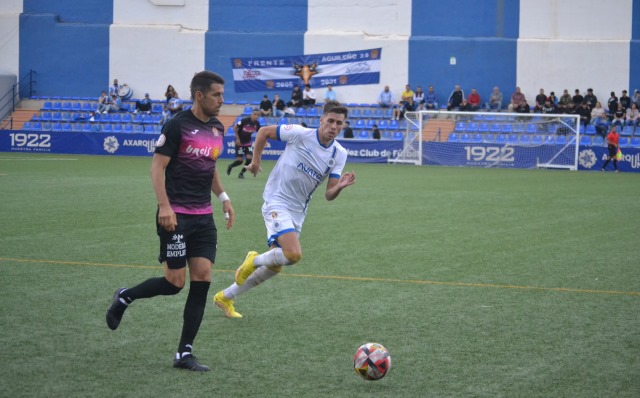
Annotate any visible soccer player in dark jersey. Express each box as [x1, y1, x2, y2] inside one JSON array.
[[226, 108, 261, 179], [105, 70, 236, 372]]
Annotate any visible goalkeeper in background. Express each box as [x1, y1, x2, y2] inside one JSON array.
[[601, 125, 620, 172], [213, 100, 356, 318]]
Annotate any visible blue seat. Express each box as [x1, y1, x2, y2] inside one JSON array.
[[41, 112, 52, 121], [495, 134, 507, 144], [349, 109, 361, 118], [309, 118, 320, 128], [489, 123, 501, 133], [123, 124, 134, 133], [71, 102, 81, 112], [51, 112, 62, 121], [41, 101, 53, 110], [121, 113, 132, 123], [144, 125, 155, 133], [532, 135, 543, 144], [354, 120, 365, 129], [378, 120, 388, 130], [483, 134, 495, 143], [295, 108, 307, 117], [101, 114, 112, 123], [580, 135, 592, 145], [42, 122, 52, 131], [356, 130, 371, 139], [398, 120, 408, 130], [447, 133, 459, 142], [152, 104, 163, 113], [556, 135, 567, 145], [241, 106, 253, 116], [466, 122, 478, 133], [619, 137, 630, 147], [630, 137, 640, 147], [513, 124, 525, 133], [388, 120, 399, 130], [366, 119, 376, 129], [584, 125, 596, 135], [81, 102, 92, 112], [392, 131, 404, 140], [362, 109, 373, 118], [142, 115, 153, 124], [111, 114, 121, 123], [621, 126, 634, 136], [61, 112, 72, 122], [101, 124, 112, 133], [519, 135, 531, 144], [501, 124, 513, 133], [113, 124, 123, 133], [525, 123, 537, 134], [381, 131, 392, 140], [471, 134, 483, 143], [307, 108, 318, 117], [62, 123, 72, 132], [383, 109, 394, 119], [82, 123, 92, 132], [62, 102, 72, 111], [593, 136, 604, 145], [31, 122, 43, 131], [22, 122, 33, 130], [459, 133, 471, 142], [134, 124, 144, 133], [51, 102, 62, 111], [71, 123, 82, 132], [544, 135, 555, 144], [372, 109, 384, 119], [455, 122, 467, 132], [506, 134, 518, 144]]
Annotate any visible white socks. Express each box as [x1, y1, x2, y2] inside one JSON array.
[[254, 247, 292, 267], [223, 266, 279, 299]]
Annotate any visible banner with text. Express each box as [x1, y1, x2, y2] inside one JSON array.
[[231, 48, 381, 93]]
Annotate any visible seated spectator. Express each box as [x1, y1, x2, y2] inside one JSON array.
[[612, 103, 625, 127], [633, 89, 640, 108], [584, 88, 597, 109], [572, 89, 584, 107], [108, 79, 121, 97], [324, 84, 336, 102], [97, 91, 109, 107], [558, 89, 572, 112], [507, 87, 526, 112], [134, 93, 152, 114], [371, 124, 381, 140], [485, 86, 503, 111], [535, 89, 547, 108], [425, 86, 438, 110], [467, 88, 481, 111], [548, 91, 558, 106], [160, 105, 172, 125], [342, 121, 354, 138], [447, 85, 464, 111], [287, 85, 303, 108], [626, 103, 640, 126], [98, 94, 121, 114], [459, 99, 474, 112], [413, 86, 425, 110], [164, 85, 177, 104], [302, 84, 316, 107], [607, 91, 619, 118], [590, 102, 606, 124], [168, 92, 184, 116], [619, 90, 631, 110], [272, 94, 285, 117], [593, 113, 610, 138], [393, 97, 417, 120], [259, 95, 272, 116], [400, 84, 414, 105], [576, 102, 591, 126], [377, 85, 395, 108]]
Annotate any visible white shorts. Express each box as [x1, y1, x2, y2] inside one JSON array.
[[261, 203, 304, 247]]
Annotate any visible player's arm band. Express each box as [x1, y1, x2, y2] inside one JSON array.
[[218, 192, 230, 203]]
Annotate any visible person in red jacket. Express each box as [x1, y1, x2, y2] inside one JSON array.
[[467, 88, 481, 111], [602, 126, 620, 172]]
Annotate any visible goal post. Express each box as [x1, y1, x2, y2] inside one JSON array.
[[392, 110, 581, 170]]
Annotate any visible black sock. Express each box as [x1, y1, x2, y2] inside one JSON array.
[[121, 277, 181, 303], [177, 281, 210, 356], [239, 159, 251, 175], [603, 159, 610, 169], [229, 160, 243, 170], [613, 160, 618, 170]]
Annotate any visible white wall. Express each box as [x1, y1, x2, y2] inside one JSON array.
[[306, 0, 411, 104], [111, 0, 207, 100], [517, 0, 633, 102], [0, 0, 23, 77]]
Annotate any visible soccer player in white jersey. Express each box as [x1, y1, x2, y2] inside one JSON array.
[[213, 100, 356, 318]]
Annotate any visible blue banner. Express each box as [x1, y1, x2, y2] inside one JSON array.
[[231, 48, 381, 93]]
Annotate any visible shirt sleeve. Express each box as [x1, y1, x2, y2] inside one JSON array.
[[155, 118, 181, 157]]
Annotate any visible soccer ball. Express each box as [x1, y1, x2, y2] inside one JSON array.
[[353, 342, 391, 380]]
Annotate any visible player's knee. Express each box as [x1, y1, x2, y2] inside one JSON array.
[[164, 273, 186, 289], [284, 250, 302, 265]]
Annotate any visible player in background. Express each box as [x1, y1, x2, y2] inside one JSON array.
[[227, 108, 261, 179], [105, 70, 235, 371], [601, 125, 620, 172], [213, 100, 356, 318]]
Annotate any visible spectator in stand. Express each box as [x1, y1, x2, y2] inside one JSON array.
[[558, 89, 572, 112], [467, 88, 481, 111], [287, 85, 303, 108], [576, 102, 591, 127], [302, 84, 316, 107], [458, 99, 474, 112], [400, 84, 414, 106], [371, 124, 381, 140], [485, 86, 503, 111], [548, 91, 558, 106], [535, 89, 547, 108], [584, 88, 597, 109], [108, 79, 121, 97], [324, 84, 336, 102], [541, 98, 557, 114], [413, 86, 425, 110], [619, 90, 631, 110], [447, 85, 464, 111], [607, 91, 619, 118], [601, 126, 620, 172], [98, 91, 109, 107], [572, 89, 584, 107], [160, 105, 172, 125], [393, 97, 417, 120], [507, 87, 526, 112], [168, 92, 184, 116], [593, 113, 610, 138], [98, 94, 121, 114], [590, 102, 606, 124], [342, 121, 354, 139], [164, 85, 177, 104], [425, 85, 438, 110], [633, 89, 640, 108], [259, 95, 272, 117], [134, 93, 152, 114], [611, 103, 626, 128], [272, 94, 285, 117], [626, 103, 639, 127], [377, 85, 395, 108]]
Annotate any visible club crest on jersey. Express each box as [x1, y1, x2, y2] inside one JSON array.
[[328, 158, 336, 167]]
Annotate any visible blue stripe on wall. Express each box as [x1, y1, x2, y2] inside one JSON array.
[[23, 0, 113, 25], [409, 1, 519, 107], [206, 0, 307, 102], [630, 1, 640, 92]]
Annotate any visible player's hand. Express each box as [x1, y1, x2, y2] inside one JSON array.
[[244, 162, 263, 177], [157, 205, 177, 232], [222, 203, 235, 230], [338, 171, 356, 188]]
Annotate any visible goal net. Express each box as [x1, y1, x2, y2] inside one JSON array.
[[392, 110, 581, 170]]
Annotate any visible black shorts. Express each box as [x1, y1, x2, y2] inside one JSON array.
[[156, 211, 217, 269], [607, 144, 617, 157], [235, 145, 253, 157]]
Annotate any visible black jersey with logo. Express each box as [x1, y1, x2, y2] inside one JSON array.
[[236, 117, 261, 146]]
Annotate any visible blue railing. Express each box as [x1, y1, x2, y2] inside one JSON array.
[[0, 70, 36, 130]]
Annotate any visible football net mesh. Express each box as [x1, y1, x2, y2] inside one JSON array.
[[392, 110, 580, 170]]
